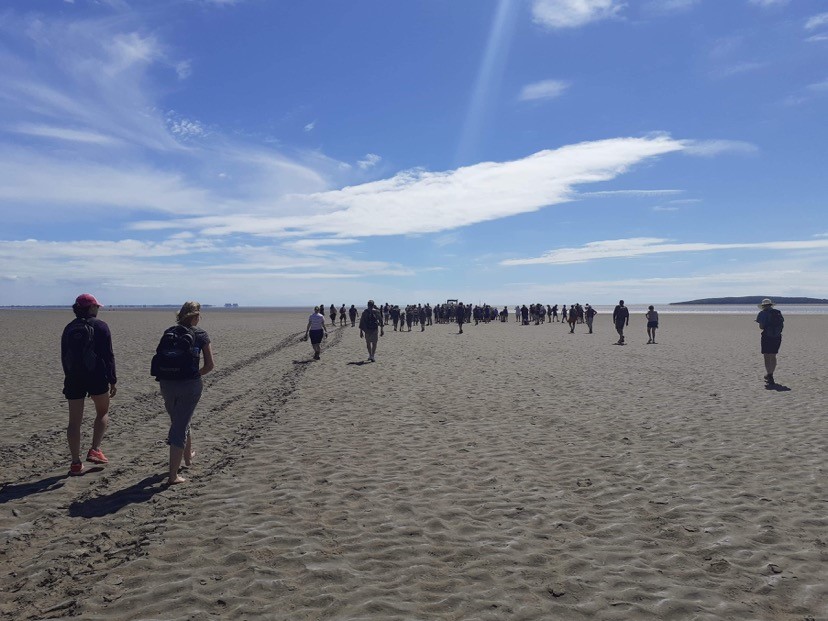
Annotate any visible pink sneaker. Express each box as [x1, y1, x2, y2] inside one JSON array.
[[69, 462, 84, 476], [86, 448, 108, 464]]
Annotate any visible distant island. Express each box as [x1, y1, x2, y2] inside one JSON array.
[[671, 296, 828, 305]]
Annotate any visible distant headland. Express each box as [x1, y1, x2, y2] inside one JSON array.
[[671, 296, 828, 305]]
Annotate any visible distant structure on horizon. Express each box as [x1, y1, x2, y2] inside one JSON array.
[[224, 303, 239, 308], [671, 296, 828, 305]]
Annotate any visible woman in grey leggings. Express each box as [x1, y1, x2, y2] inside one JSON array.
[[159, 301, 215, 485]]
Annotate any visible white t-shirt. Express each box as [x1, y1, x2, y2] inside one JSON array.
[[308, 313, 326, 330]]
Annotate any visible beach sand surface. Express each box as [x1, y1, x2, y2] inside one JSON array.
[[1, 309, 826, 620]]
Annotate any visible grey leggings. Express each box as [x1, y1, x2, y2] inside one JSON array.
[[159, 378, 203, 449]]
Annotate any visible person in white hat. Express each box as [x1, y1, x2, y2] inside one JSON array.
[[755, 298, 784, 386]]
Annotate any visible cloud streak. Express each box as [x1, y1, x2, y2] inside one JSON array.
[[501, 237, 828, 266], [532, 0, 623, 29], [519, 79, 570, 101], [133, 135, 688, 238]]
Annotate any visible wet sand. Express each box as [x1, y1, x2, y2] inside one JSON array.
[[1, 309, 826, 620]]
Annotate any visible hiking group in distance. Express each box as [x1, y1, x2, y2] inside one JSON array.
[[60, 294, 784, 485]]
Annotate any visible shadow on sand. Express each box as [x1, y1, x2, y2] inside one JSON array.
[[68, 473, 167, 518], [765, 383, 791, 392], [1, 474, 69, 504]]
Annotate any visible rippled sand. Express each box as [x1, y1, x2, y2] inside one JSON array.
[[1, 309, 825, 620]]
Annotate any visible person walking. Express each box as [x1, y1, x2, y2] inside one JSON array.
[[154, 301, 214, 485], [349, 304, 358, 327], [359, 300, 384, 362], [756, 298, 784, 386], [585, 304, 597, 334], [61, 293, 117, 476], [613, 299, 630, 345], [457, 302, 466, 334], [646, 305, 659, 344], [304, 306, 328, 360]]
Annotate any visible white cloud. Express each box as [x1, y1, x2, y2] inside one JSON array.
[[682, 139, 758, 157], [175, 60, 192, 80], [748, 0, 789, 7], [806, 35, 828, 43], [165, 114, 207, 138], [711, 61, 767, 78], [519, 79, 570, 101], [579, 189, 683, 198], [805, 13, 828, 30], [0, 237, 410, 305], [652, 206, 679, 212], [644, 0, 700, 15], [357, 154, 382, 170], [133, 135, 687, 238], [8, 123, 118, 145], [304, 121, 316, 132], [807, 78, 828, 92], [501, 237, 828, 266], [532, 0, 624, 29]]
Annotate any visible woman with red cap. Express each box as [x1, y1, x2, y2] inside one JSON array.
[[60, 293, 117, 476]]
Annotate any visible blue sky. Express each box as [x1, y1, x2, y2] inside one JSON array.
[[1, 0, 827, 306]]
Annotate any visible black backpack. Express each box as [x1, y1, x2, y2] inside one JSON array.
[[151, 325, 199, 380], [763, 309, 784, 338], [364, 309, 379, 331], [63, 318, 98, 374]]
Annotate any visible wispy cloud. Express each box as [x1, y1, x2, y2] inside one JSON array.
[[748, 0, 790, 7], [805, 12, 828, 30], [357, 153, 382, 169], [807, 78, 828, 92], [501, 237, 828, 266], [532, 0, 623, 29], [711, 61, 768, 78], [133, 135, 688, 238], [304, 121, 316, 132], [175, 60, 192, 80], [519, 79, 570, 101], [8, 123, 118, 145], [643, 0, 700, 15], [683, 139, 758, 157], [579, 189, 683, 198]]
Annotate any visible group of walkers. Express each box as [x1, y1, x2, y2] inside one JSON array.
[[60, 293, 785, 485], [61, 294, 213, 485]]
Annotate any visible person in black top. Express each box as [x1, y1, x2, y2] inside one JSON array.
[[61, 293, 117, 476], [613, 299, 630, 344], [756, 298, 784, 386]]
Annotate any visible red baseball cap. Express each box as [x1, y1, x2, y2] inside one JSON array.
[[75, 293, 103, 308]]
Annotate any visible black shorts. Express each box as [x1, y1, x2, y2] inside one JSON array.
[[761, 335, 781, 354], [63, 373, 110, 400], [309, 328, 324, 345]]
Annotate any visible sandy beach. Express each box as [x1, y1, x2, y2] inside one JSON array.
[[1, 308, 825, 621]]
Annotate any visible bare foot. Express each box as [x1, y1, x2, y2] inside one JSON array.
[[168, 475, 187, 485], [183, 451, 196, 467]]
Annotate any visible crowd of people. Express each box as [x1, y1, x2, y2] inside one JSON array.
[[60, 294, 784, 485]]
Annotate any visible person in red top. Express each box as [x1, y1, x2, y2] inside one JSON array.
[[60, 293, 117, 476]]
